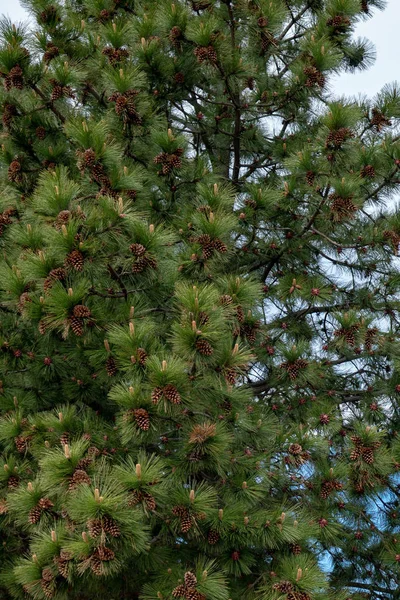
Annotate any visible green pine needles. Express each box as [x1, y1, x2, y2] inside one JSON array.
[[1, 0, 400, 599]]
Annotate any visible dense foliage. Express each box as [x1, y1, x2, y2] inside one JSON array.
[[1, 0, 400, 598]]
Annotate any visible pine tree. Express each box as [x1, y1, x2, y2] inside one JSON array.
[[1, 0, 400, 599]]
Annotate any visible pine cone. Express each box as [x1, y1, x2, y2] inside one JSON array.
[[65, 249, 84, 271], [371, 108, 391, 131], [68, 469, 91, 490], [290, 543, 302, 555], [213, 238, 228, 253], [136, 347, 148, 366], [163, 384, 182, 404], [329, 194, 358, 222], [280, 358, 308, 380], [194, 46, 211, 64], [169, 26, 183, 47], [288, 443, 303, 455], [180, 511, 193, 532], [38, 497, 54, 510], [40, 578, 55, 599], [174, 72, 185, 84], [305, 170, 315, 186], [60, 432, 69, 446], [325, 127, 354, 149], [2, 103, 18, 128], [224, 368, 237, 385], [87, 518, 103, 538], [54, 555, 70, 579], [28, 505, 43, 524], [360, 164, 375, 178], [128, 489, 156, 510], [350, 447, 362, 461], [14, 435, 30, 453], [7, 475, 19, 489], [105, 356, 118, 376], [172, 584, 187, 598], [76, 457, 92, 470], [70, 316, 84, 337], [96, 546, 115, 561], [361, 447, 374, 464], [326, 15, 350, 29], [273, 581, 293, 593], [44, 42, 59, 62], [102, 515, 121, 537], [143, 491, 157, 510], [5, 65, 24, 91], [186, 590, 205, 600], [220, 294, 233, 306], [130, 243, 147, 256], [207, 529, 220, 544], [44, 267, 66, 291], [134, 408, 150, 430], [8, 160, 22, 183], [172, 506, 193, 532], [195, 339, 214, 356], [151, 387, 164, 404], [184, 572, 197, 588], [89, 555, 103, 576], [73, 304, 91, 318], [41, 568, 54, 582], [303, 66, 325, 88], [320, 480, 334, 499]]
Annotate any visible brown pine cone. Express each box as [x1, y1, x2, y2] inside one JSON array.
[[73, 304, 91, 318], [195, 339, 214, 356], [68, 469, 91, 490], [102, 515, 121, 537], [65, 249, 84, 271], [134, 408, 150, 430], [87, 518, 103, 538], [105, 356, 118, 376], [69, 316, 84, 337], [28, 505, 43, 524]]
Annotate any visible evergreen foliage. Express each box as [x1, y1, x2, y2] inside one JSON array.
[[1, 0, 400, 598]]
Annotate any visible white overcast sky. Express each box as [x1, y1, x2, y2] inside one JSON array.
[[0, 0, 398, 100]]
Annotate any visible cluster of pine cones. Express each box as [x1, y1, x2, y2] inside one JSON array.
[[333, 323, 360, 346], [28, 497, 54, 524], [325, 127, 354, 150], [350, 435, 381, 465], [44, 42, 59, 62], [102, 46, 129, 65], [49, 78, 75, 101], [130, 243, 158, 273], [151, 384, 181, 404], [279, 358, 308, 380], [194, 45, 217, 64], [303, 66, 325, 88], [128, 489, 156, 510], [3, 65, 24, 91], [329, 193, 358, 222], [192, 233, 228, 259], [154, 149, 184, 175], [109, 89, 142, 125], [320, 478, 343, 499], [172, 571, 206, 600]]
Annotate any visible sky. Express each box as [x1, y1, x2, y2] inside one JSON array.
[[0, 0, 398, 100]]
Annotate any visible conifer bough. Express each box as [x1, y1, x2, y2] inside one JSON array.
[[0, 0, 400, 599]]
